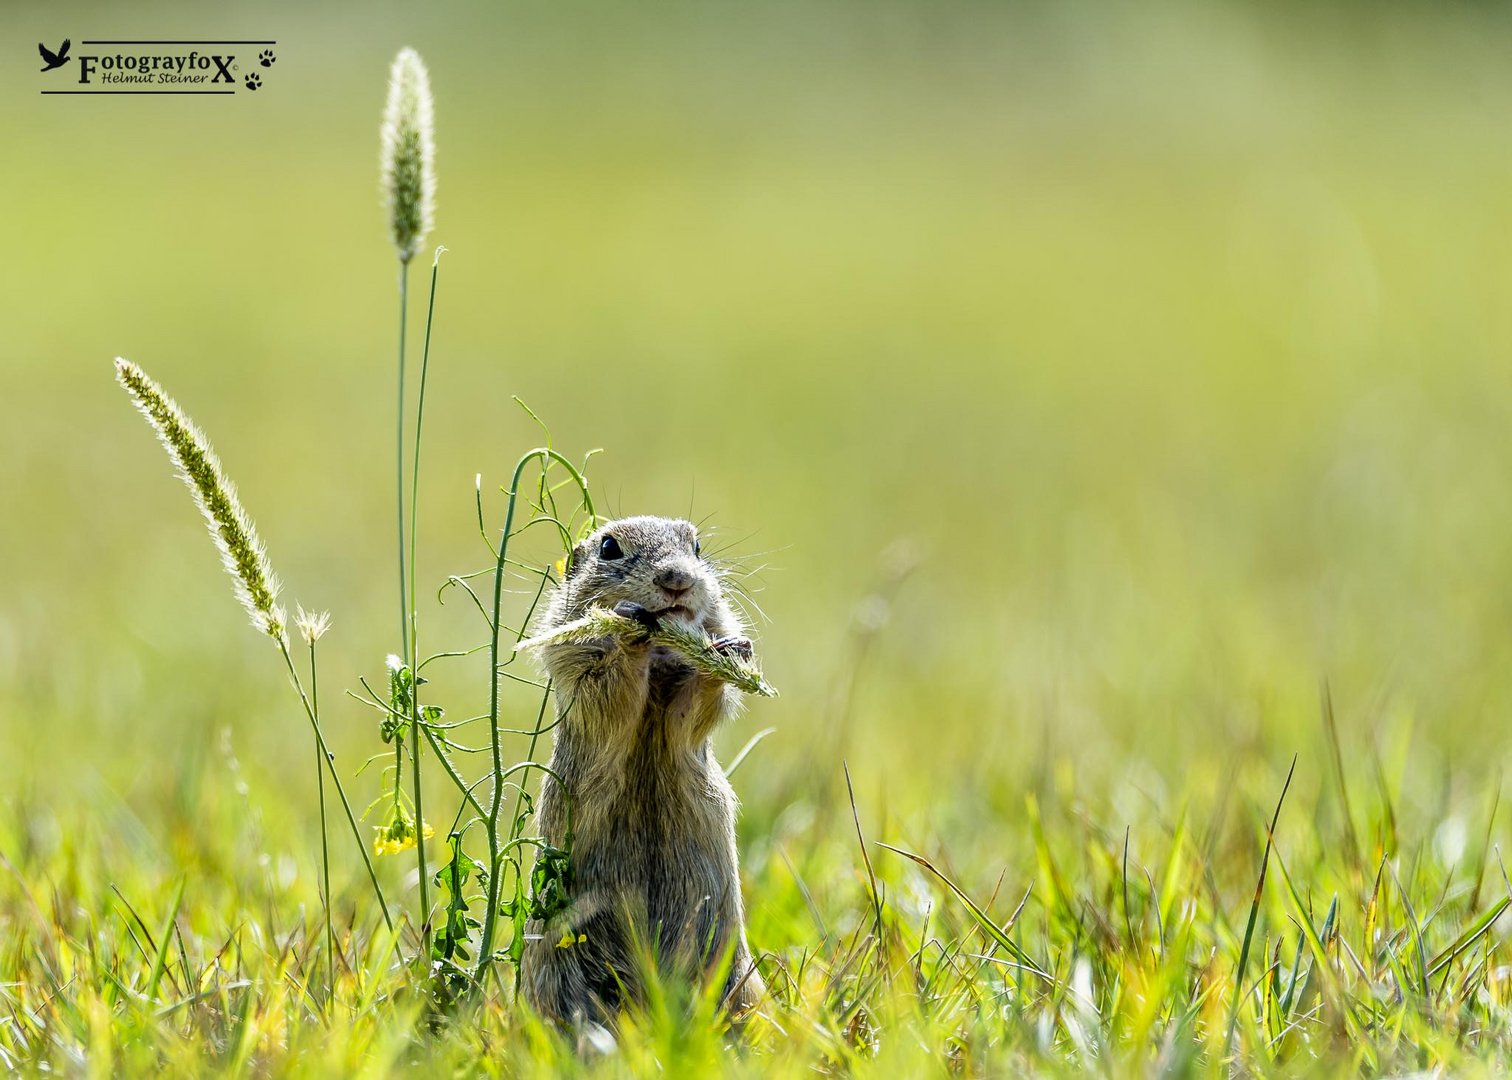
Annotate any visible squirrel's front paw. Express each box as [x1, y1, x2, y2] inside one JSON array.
[[709, 635, 754, 661], [612, 600, 661, 642]]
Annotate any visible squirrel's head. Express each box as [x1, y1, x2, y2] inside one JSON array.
[[547, 515, 740, 638]]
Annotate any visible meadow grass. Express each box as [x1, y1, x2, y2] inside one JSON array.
[[3, 689, 1510, 1075], [6, 3, 1512, 1076]]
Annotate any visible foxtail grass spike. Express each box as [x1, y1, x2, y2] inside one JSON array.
[[517, 606, 778, 697], [114, 358, 285, 641], [380, 47, 435, 264]]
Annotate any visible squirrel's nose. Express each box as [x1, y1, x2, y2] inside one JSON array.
[[654, 566, 695, 596]]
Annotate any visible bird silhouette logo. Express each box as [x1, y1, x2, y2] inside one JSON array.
[[38, 39, 71, 73]]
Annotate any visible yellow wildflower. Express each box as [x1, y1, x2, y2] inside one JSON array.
[[372, 808, 433, 857]]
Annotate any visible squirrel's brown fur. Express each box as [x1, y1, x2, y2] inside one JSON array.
[[520, 516, 765, 1028]]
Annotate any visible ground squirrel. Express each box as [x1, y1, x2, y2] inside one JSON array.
[[520, 515, 765, 1028]]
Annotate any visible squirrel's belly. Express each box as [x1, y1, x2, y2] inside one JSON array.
[[570, 791, 736, 950]]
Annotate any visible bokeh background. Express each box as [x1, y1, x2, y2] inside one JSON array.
[[5, 0, 1512, 927]]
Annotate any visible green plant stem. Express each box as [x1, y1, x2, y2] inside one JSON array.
[[395, 259, 410, 662], [406, 256, 441, 626], [393, 260, 427, 937], [506, 682, 554, 852], [392, 255, 422, 964], [1225, 755, 1297, 1060], [278, 637, 394, 932], [310, 639, 335, 1012], [419, 724, 490, 821], [405, 254, 442, 946], [393, 729, 404, 812], [500, 572, 555, 855], [473, 448, 594, 983]]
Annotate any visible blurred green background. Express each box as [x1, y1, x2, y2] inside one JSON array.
[[4, 0, 1512, 895]]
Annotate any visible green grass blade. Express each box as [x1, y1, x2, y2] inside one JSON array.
[[144, 877, 185, 1004]]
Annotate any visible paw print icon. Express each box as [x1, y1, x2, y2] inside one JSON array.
[[258, 49, 275, 67], [244, 72, 261, 91]]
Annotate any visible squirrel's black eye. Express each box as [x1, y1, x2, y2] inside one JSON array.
[[693, 538, 701, 557], [599, 535, 624, 560]]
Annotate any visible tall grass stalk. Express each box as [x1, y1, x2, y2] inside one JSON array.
[[404, 250, 446, 947], [114, 358, 393, 936], [393, 263, 411, 665], [395, 262, 410, 662], [1225, 755, 1297, 1059], [382, 46, 438, 945], [298, 608, 337, 1007], [114, 359, 284, 641], [275, 636, 394, 932]]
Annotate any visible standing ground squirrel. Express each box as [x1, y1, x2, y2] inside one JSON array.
[[520, 515, 766, 1028]]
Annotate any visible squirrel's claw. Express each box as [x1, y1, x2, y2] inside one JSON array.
[[709, 635, 754, 661], [612, 600, 661, 641]]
